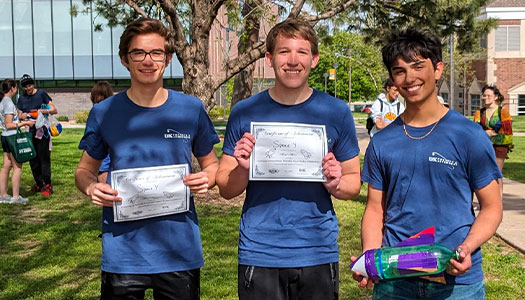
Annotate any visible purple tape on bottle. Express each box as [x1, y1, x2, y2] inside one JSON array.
[[365, 249, 380, 280], [397, 252, 437, 275]]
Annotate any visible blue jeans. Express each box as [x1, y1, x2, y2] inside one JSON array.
[[373, 278, 485, 300]]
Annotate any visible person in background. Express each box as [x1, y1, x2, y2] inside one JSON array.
[[354, 28, 502, 299], [216, 19, 361, 299], [90, 81, 114, 183], [16, 74, 57, 196], [369, 78, 404, 137], [0, 79, 34, 204], [473, 85, 513, 196]]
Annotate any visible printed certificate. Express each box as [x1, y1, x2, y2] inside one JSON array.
[[111, 164, 189, 222], [250, 122, 327, 182]]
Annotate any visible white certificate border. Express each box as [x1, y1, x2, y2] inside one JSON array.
[[249, 122, 327, 181], [111, 164, 190, 222]]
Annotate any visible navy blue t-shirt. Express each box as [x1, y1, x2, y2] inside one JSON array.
[[223, 89, 360, 267], [79, 90, 219, 274], [16, 89, 52, 112], [362, 110, 502, 284]]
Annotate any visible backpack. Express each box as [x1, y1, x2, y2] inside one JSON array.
[[366, 101, 401, 135]]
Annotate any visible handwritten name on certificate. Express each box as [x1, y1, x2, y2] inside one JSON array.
[[250, 122, 327, 182], [111, 164, 190, 222]]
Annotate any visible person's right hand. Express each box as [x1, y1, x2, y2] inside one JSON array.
[[350, 255, 377, 289], [86, 182, 121, 207], [233, 132, 255, 170]]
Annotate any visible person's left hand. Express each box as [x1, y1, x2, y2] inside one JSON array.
[[322, 152, 342, 194], [183, 171, 210, 194], [446, 244, 472, 276]]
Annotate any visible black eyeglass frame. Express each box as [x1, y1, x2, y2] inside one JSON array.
[[127, 49, 167, 62]]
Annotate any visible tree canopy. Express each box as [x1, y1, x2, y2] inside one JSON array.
[[79, 0, 497, 109]]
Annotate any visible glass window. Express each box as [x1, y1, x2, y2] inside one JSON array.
[[518, 95, 525, 115], [93, 15, 112, 78], [33, 0, 53, 79], [13, 0, 34, 78], [112, 25, 129, 79], [0, 0, 15, 78], [495, 26, 520, 52], [72, 0, 93, 79], [470, 94, 481, 114], [53, 0, 73, 78]]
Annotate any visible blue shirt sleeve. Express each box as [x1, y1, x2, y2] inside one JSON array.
[[467, 130, 503, 190], [192, 103, 220, 158], [332, 108, 360, 162], [78, 107, 108, 160], [362, 140, 384, 190]]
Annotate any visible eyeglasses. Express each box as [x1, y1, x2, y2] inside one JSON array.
[[128, 49, 166, 62]]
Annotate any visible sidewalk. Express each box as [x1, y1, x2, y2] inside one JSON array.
[[355, 123, 525, 253]]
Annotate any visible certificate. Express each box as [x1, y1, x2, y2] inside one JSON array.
[[250, 122, 327, 182], [111, 164, 190, 222]]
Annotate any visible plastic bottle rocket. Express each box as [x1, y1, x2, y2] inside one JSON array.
[[350, 227, 459, 283]]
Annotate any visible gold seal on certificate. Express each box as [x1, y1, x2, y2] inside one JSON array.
[[111, 164, 190, 222], [250, 122, 328, 182]]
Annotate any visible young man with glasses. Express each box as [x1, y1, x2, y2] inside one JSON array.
[[75, 18, 219, 299]]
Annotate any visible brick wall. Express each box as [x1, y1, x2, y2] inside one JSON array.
[[493, 58, 525, 106], [47, 92, 93, 120]]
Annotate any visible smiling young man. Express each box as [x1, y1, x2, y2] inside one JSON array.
[[354, 28, 503, 299], [75, 18, 219, 299], [216, 19, 361, 299], [368, 78, 404, 137]]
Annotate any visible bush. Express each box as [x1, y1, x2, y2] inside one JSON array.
[[56, 115, 69, 122], [74, 110, 90, 124], [209, 106, 231, 120]]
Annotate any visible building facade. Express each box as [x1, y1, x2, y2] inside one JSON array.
[[1, 0, 274, 118], [441, 0, 525, 116]]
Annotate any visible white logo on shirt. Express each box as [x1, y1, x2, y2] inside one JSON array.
[[164, 129, 190, 143], [428, 152, 458, 170]]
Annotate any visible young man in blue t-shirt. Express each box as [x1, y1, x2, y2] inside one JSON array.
[[354, 28, 503, 299], [16, 74, 57, 196], [75, 18, 219, 299], [217, 19, 361, 299]]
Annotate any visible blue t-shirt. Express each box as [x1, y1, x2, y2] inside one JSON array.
[[78, 90, 219, 274], [362, 110, 502, 284], [16, 89, 52, 112], [223, 89, 360, 268]]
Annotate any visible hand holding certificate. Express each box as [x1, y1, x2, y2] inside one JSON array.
[[250, 122, 327, 182], [111, 164, 190, 222]]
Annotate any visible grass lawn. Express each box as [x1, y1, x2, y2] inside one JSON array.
[[1, 128, 524, 299], [503, 136, 525, 183], [512, 115, 525, 132]]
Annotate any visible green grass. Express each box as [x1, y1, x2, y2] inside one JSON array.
[[512, 115, 525, 132], [503, 136, 525, 183], [0, 128, 524, 299]]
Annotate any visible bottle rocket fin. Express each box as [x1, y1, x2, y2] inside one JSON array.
[[350, 253, 368, 277], [396, 226, 435, 247]]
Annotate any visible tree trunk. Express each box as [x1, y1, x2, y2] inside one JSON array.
[[231, 0, 263, 108]]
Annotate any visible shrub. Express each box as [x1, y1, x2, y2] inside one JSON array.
[[209, 106, 231, 120], [56, 115, 69, 122], [74, 110, 90, 124]]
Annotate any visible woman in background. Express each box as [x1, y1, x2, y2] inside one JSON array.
[[474, 84, 513, 195], [90, 81, 114, 183], [0, 79, 34, 204]]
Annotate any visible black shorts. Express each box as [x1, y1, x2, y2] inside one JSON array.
[[238, 262, 339, 300], [100, 269, 200, 300], [1, 135, 11, 153]]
